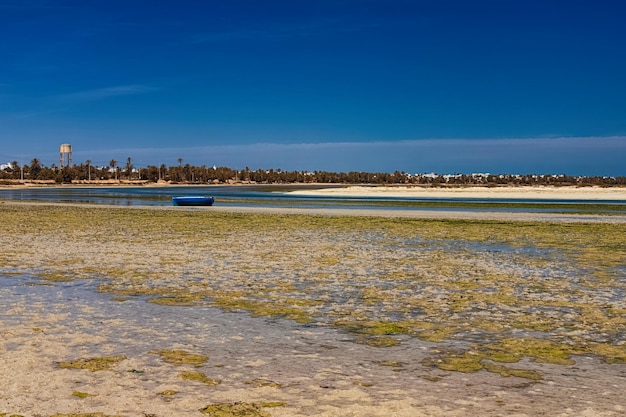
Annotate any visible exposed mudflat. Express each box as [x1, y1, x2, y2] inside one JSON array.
[[1, 201, 625, 416]]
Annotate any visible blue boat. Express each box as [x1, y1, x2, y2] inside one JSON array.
[[172, 196, 215, 206]]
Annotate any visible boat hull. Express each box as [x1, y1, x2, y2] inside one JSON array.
[[172, 196, 215, 206]]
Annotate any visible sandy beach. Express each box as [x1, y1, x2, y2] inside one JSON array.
[[2, 183, 626, 200], [286, 185, 626, 200], [1, 200, 625, 416]]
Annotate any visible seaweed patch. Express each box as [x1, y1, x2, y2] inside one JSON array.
[[57, 356, 126, 372], [149, 349, 209, 366], [181, 371, 221, 385], [199, 402, 275, 416]]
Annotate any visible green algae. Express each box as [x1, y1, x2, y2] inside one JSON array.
[[334, 320, 414, 346], [57, 356, 127, 372], [422, 351, 543, 380], [378, 360, 404, 369], [2, 204, 626, 380], [255, 401, 287, 408], [355, 335, 400, 347], [422, 337, 626, 378], [423, 337, 587, 378], [49, 414, 121, 417], [484, 338, 581, 365], [199, 402, 271, 416], [589, 343, 626, 364], [257, 402, 286, 408], [482, 362, 543, 380], [40, 271, 76, 282], [148, 295, 203, 306], [335, 320, 412, 336], [180, 370, 221, 385], [244, 378, 283, 388], [211, 296, 313, 324], [158, 389, 178, 396], [422, 351, 484, 373], [72, 391, 96, 399], [413, 324, 458, 343], [150, 349, 209, 366]]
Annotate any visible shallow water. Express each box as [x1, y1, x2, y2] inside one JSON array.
[[2, 273, 626, 416], [2, 185, 625, 213], [1, 201, 625, 415], [0, 274, 440, 397]]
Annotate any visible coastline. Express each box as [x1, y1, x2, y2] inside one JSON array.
[[2, 200, 626, 223], [2, 182, 625, 200], [286, 185, 626, 200]]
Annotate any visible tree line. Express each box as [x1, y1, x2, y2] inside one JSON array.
[[1, 158, 625, 186]]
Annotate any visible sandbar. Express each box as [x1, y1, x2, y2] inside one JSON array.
[[286, 185, 626, 200]]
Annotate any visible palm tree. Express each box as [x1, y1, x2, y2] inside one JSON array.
[[126, 157, 132, 180], [30, 158, 42, 179], [109, 159, 117, 181], [8, 161, 19, 179]]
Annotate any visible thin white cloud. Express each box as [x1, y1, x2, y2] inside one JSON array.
[[0, 85, 157, 122], [190, 29, 271, 43], [0, 109, 65, 120], [54, 85, 158, 103]]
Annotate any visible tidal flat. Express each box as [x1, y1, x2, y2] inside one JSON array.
[[1, 202, 625, 416]]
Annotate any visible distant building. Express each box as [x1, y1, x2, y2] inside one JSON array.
[[60, 144, 73, 167]]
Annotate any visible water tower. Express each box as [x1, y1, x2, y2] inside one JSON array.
[[59, 144, 72, 167]]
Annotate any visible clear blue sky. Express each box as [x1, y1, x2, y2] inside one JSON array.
[[1, 0, 625, 175]]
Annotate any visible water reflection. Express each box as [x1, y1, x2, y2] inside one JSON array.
[[1, 185, 625, 213]]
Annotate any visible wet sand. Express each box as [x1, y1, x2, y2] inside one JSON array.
[[286, 185, 626, 201], [3, 199, 626, 224], [1, 201, 625, 416], [3, 282, 624, 417]]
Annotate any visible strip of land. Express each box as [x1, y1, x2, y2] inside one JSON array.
[[2, 183, 625, 199], [3, 199, 626, 223], [286, 184, 626, 200]]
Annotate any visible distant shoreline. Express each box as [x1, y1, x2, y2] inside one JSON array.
[[286, 184, 626, 201], [2, 182, 625, 200], [3, 181, 624, 201]]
